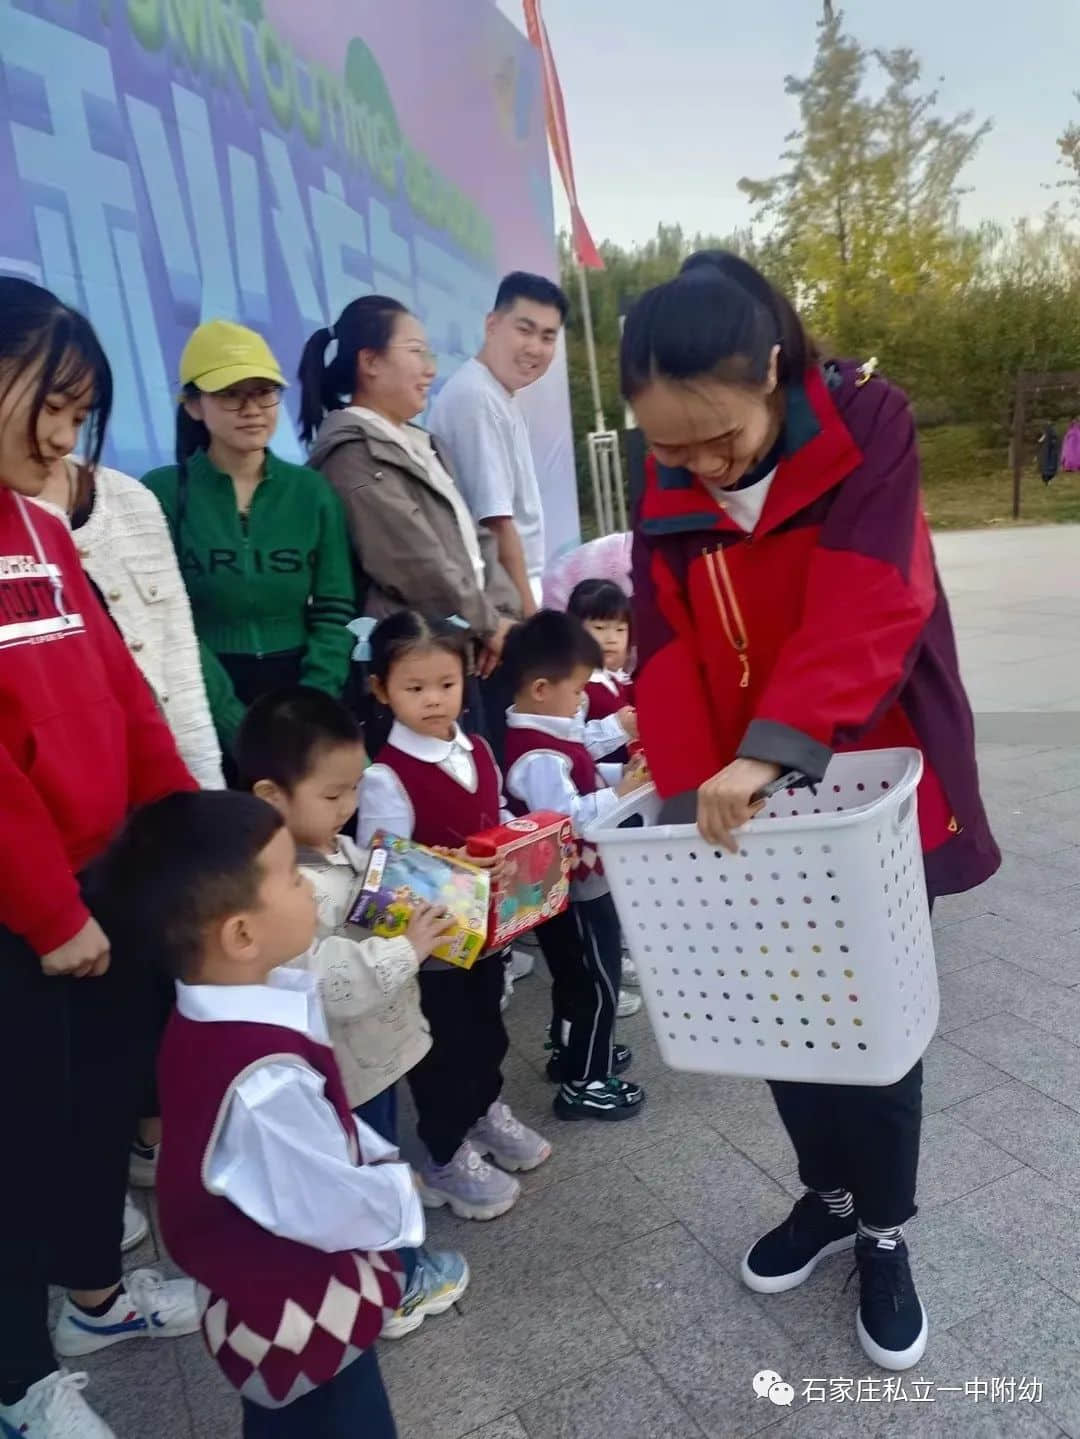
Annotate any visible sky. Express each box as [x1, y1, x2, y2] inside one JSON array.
[[496, 0, 1080, 249]]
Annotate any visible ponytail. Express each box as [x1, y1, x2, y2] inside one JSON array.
[[297, 296, 409, 446], [620, 249, 817, 399]]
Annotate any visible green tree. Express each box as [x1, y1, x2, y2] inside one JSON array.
[[738, 9, 989, 355]]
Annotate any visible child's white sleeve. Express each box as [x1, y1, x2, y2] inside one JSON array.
[[584, 712, 631, 759], [304, 932, 420, 1021], [205, 1059, 424, 1254], [506, 751, 621, 831], [356, 764, 414, 848]]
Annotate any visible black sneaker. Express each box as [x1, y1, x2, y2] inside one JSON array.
[[545, 1042, 632, 1083], [553, 1077, 645, 1122], [849, 1234, 928, 1371], [741, 1192, 857, 1294]]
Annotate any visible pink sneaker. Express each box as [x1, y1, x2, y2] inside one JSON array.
[[417, 1141, 520, 1220], [470, 1100, 552, 1172]]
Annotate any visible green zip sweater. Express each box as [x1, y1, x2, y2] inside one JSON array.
[[143, 449, 355, 748]]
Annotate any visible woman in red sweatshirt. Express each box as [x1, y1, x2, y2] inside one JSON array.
[[0, 280, 199, 1439], [624, 252, 999, 1375]]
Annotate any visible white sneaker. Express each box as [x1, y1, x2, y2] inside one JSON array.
[[121, 1194, 148, 1253], [508, 949, 535, 981], [53, 1269, 199, 1358], [616, 988, 643, 1018], [128, 1137, 159, 1189], [621, 951, 640, 987], [0, 1370, 117, 1438]]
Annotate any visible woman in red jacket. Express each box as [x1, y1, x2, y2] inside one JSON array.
[[623, 252, 999, 1373], [0, 280, 200, 1438]]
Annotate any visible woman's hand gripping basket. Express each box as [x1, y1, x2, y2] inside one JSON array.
[[588, 748, 937, 1085]]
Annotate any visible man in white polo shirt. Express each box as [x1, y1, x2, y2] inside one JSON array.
[[430, 271, 569, 618]]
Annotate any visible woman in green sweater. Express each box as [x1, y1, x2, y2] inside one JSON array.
[[144, 321, 355, 769]]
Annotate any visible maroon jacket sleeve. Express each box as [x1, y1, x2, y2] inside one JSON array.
[[74, 563, 197, 809], [738, 387, 936, 781], [632, 522, 724, 798]]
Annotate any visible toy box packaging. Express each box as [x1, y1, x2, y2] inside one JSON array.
[[465, 812, 575, 950], [348, 833, 490, 970]]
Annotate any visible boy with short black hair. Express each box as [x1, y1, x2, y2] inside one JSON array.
[[100, 790, 420, 1438], [502, 611, 649, 1122], [235, 686, 469, 1339]]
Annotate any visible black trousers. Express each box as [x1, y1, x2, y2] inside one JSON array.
[[767, 1058, 923, 1228], [406, 951, 509, 1165], [241, 1347, 396, 1439], [0, 896, 157, 1398], [536, 895, 622, 1083], [765, 900, 933, 1230], [218, 649, 303, 784]]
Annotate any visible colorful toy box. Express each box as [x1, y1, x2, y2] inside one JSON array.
[[348, 832, 490, 970], [465, 812, 575, 950]]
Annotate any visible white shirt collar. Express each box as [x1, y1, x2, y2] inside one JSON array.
[[175, 966, 329, 1045], [506, 705, 585, 743], [388, 720, 474, 764], [589, 669, 621, 696]]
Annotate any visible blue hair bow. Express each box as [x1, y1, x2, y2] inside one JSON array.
[[347, 616, 377, 662]]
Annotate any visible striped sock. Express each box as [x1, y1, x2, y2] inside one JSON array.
[[816, 1186, 854, 1219], [858, 1219, 904, 1248]]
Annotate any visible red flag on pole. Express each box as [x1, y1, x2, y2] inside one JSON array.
[[523, 0, 604, 270]]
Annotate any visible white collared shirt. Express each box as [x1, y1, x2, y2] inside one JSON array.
[[176, 968, 424, 1255], [356, 721, 510, 847], [503, 707, 623, 837]]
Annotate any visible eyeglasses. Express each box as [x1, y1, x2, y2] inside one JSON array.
[[213, 385, 282, 412], [388, 345, 437, 366]]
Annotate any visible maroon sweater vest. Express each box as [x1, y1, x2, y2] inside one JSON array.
[[377, 736, 501, 848], [156, 1012, 404, 1406], [585, 675, 633, 723], [503, 723, 605, 881]]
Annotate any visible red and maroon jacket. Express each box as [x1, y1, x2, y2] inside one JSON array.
[[633, 360, 1000, 901], [156, 1012, 403, 1406]]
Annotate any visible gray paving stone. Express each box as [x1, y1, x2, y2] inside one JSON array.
[[428, 1161, 673, 1287], [950, 1284, 1080, 1436], [922, 1036, 1011, 1112], [947, 1013, 1080, 1112], [640, 1295, 812, 1438], [948, 1081, 1080, 1184], [377, 1268, 634, 1439], [463, 1419, 530, 1439], [917, 1111, 1024, 1209], [583, 1220, 748, 1347], [174, 1330, 238, 1438], [945, 916, 1080, 985], [625, 1124, 795, 1279], [78, 1342, 192, 1439], [946, 1166, 1080, 1303], [515, 1354, 708, 1438], [930, 922, 1000, 975]]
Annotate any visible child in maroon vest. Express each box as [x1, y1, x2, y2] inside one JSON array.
[[358, 611, 553, 1222], [99, 791, 420, 1439], [502, 611, 650, 1122], [567, 577, 637, 733]]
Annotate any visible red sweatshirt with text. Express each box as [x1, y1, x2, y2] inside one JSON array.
[[0, 488, 195, 954]]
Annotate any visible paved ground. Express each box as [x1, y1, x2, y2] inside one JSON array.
[[77, 526, 1080, 1438]]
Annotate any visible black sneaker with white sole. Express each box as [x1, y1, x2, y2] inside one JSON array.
[[741, 1191, 857, 1293], [850, 1234, 928, 1371], [553, 1077, 645, 1121], [545, 1042, 631, 1083]]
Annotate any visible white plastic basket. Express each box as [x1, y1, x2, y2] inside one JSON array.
[[588, 748, 937, 1086]]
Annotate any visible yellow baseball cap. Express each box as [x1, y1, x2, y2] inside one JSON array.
[[179, 320, 287, 393]]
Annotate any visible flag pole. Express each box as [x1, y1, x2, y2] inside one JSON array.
[[575, 260, 606, 434]]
